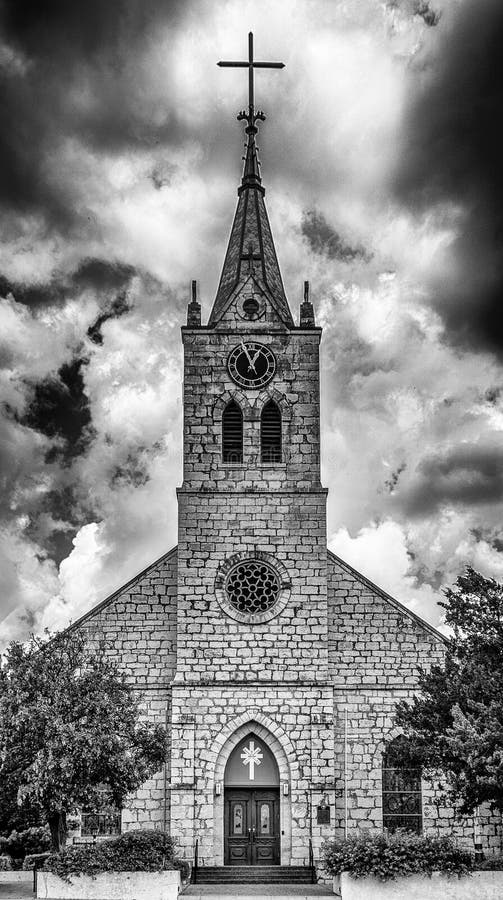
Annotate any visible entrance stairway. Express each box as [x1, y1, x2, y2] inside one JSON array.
[[194, 866, 316, 885]]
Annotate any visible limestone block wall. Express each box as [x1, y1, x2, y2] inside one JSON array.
[[181, 329, 322, 490], [79, 548, 178, 686], [327, 551, 444, 687], [327, 552, 503, 854], [75, 549, 178, 832], [330, 692, 502, 854], [169, 685, 335, 865], [176, 491, 328, 683]]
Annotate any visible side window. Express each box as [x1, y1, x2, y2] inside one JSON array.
[[260, 400, 282, 463], [81, 787, 121, 837], [382, 736, 422, 834], [222, 399, 243, 463]]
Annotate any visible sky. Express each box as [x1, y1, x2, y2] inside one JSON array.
[[1, 0, 503, 644]]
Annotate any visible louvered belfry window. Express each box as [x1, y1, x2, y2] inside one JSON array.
[[222, 399, 243, 463], [261, 400, 282, 463]]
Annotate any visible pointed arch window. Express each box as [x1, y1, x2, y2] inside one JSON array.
[[222, 399, 243, 463], [382, 736, 422, 834], [260, 400, 282, 463]]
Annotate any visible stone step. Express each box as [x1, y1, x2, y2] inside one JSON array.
[[183, 886, 333, 898], [195, 866, 315, 884]]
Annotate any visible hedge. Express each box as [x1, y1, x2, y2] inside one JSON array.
[[44, 830, 189, 882], [23, 853, 51, 871], [321, 832, 473, 881], [476, 855, 503, 871], [0, 827, 50, 859], [0, 855, 13, 871]]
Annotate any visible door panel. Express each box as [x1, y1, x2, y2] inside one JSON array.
[[225, 790, 252, 865], [225, 789, 280, 866], [252, 791, 279, 865]]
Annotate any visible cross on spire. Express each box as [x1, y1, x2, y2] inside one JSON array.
[[241, 243, 261, 273], [218, 32, 284, 123]]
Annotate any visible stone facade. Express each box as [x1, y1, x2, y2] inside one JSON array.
[[72, 108, 503, 863]]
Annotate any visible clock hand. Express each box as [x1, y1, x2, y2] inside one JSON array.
[[240, 341, 257, 374], [250, 347, 262, 366]]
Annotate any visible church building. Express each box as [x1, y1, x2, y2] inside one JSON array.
[[74, 35, 501, 874]]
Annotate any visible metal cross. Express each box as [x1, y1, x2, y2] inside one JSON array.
[[218, 32, 284, 115], [241, 739, 263, 780], [241, 243, 261, 273]]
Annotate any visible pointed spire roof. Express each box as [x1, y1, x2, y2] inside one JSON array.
[[209, 42, 293, 327]]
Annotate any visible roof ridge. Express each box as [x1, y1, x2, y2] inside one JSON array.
[[327, 548, 446, 643], [66, 546, 177, 633]]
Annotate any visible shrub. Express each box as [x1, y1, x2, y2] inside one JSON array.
[[476, 855, 503, 871], [44, 830, 189, 882], [2, 827, 51, 859], [321, 832, 474, 881], [0, 855, 13, 871], [23, 853, 51, 871]]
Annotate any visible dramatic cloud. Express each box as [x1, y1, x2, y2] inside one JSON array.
[[301, 209, 371, 263], [392, 0, 503, 355], [1, 0, 503, 644]]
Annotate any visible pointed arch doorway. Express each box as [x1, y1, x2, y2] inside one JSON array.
[[224, 732, 280, 865]]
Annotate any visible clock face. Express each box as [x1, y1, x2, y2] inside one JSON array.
[[228, 342, 276, 389]]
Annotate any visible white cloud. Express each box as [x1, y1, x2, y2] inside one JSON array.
[[2, 0, 503, 646], [329, 519, 440, 624]]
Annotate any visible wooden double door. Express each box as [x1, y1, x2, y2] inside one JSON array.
[[224, 788, 280, 865]]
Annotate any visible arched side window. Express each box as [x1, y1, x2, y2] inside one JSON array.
[[222, 399, 243, 463], [260, 400, 282, 463], [382, 736, 422, 834]]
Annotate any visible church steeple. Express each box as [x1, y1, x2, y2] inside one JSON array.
[[239, 108, 264, 192], [208, 34, 294, 328]]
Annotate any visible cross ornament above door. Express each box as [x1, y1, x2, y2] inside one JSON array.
[[241, 739, 263, 780]]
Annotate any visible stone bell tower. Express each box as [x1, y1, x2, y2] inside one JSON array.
[[170, 33, 335, 868]]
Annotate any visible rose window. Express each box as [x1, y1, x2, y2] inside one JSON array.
[[225, 560, 281, 615]]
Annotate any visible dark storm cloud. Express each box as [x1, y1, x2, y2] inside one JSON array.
[[111, 451, 151, 489], [87, 293, 131, 345], [0, 275, 67, 308], [401, 443, 503, 516], [74, 259, 137, 292], [21, 358, 94, 464], [301, 209, 371, 263], [387, 1, 440, 27], [0, 258, 136, 309], [384, 462, 406, 494], [393, 0, 503, 355], [24, 485, 86, 565], [0, 0, 187, 225]]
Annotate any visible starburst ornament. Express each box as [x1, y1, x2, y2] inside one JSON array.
[[241, 740, 263, 780]]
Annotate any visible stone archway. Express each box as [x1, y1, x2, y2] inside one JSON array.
[[212, 715, 297, 865]]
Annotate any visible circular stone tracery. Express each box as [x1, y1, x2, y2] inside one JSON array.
[[225, 560, 281, 615]]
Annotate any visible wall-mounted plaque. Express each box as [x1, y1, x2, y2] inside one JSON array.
[[317, 805, 330, 825]]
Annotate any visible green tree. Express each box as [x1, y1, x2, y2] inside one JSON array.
[[0, 630, 166, 851], [395, 567, 503, 815]]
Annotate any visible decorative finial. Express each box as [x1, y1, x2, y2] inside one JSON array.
[[187, 279, 201, 327], [300, 280, 315, 327], [218, 32, 285, 192]]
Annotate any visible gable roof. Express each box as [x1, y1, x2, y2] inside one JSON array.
[[328, 548, 446, 644], [66, 546, 177, 633], [68, 544, 445, 648]]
